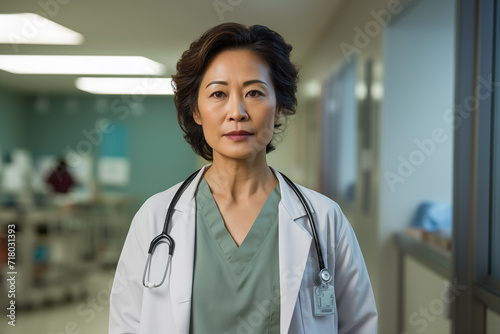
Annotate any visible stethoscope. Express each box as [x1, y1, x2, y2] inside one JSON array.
[[142, 168, 332, 289]]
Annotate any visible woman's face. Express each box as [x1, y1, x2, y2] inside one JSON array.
[[194, 49, 280, 161]]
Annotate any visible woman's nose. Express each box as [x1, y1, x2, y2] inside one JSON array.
[[227, 95, 248, 121]]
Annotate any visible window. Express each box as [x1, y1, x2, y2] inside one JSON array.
[[321, 60, 358, 209], [453, 0, 500, 332]]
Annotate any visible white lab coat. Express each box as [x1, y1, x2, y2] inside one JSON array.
[[109, 164, 377, 334]]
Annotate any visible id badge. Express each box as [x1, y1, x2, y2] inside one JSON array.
[[313, 285, 336, 316]]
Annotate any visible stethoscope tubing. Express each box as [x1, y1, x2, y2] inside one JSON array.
[[278, 172, 326, 272], [144, 168, 331, 288]]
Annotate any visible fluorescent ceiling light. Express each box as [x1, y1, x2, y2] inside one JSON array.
[[0, 55, 166, 75], [0, 13, 84, 45], [76, 77, 174, 95]]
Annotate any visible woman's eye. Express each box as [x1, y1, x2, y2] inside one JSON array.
[[210, 91, 225, 99], [247, 90, 263, 97]]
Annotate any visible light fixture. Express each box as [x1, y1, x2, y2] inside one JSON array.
[[75, 77, 174, 95], [355, 83, 367, 100], [372, 82, 384, 100], [305, 81, 321, 97], [0, 13, 84, 45], [0, 55, 166, 75]]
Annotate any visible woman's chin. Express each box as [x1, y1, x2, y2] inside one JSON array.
[[214, 148, 267, 161]]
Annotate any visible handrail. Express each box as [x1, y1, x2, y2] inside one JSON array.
[[394, 232, 451, 278]]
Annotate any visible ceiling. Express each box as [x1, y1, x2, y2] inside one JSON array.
[[0, 0, 344, 95]]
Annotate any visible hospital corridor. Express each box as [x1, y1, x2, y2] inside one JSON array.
[[0, 0, 499, 333]]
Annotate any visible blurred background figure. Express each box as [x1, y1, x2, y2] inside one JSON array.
[[0, 149, 36, 207], [45, 158, 75, 195]]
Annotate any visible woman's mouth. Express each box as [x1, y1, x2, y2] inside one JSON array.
[[224, 130, 253, 141]]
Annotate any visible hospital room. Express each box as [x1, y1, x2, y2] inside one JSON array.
[[0, 0, 499, 333]]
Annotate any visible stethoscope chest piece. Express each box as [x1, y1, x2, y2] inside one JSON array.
[[143, 234, 174, 288], [314, 268, 332, 286]]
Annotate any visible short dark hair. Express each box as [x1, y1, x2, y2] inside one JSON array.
[[172, 22, 299, 161]]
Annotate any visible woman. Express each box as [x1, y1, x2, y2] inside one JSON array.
[[109, 23, 377, 334]]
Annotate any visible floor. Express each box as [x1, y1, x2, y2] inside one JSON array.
[[1, 270, 113, 334]]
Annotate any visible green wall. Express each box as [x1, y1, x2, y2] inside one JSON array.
[[0, 90, 26, 152], [1, 90, 197, 202]]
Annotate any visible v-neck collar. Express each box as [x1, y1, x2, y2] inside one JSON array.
[[196, 177, 280, 276]]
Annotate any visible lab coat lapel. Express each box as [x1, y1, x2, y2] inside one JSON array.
[[271, 168, 313, 334], [167, 165, 209, 334]]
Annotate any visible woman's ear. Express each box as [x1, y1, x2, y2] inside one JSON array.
[[192, 105, 202, 125]]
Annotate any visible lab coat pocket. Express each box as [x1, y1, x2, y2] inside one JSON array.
[[298, 286, 338, 333]]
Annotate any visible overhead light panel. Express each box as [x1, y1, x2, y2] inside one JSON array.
[[0, 13, 84, 45], [0, 55, 166, 75], [76, 77, 174, 95]]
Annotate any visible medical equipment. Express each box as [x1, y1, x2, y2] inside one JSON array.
[[142, 169, 332, 289]]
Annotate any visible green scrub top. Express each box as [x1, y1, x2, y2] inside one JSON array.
[[189, 177, 281, 334]]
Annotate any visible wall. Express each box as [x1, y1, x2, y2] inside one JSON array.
[[0, 89, 26, 153], [294, 0, 456, 332], [403, 257, 451, 334], [292, 0, 390, 331], [280, 0, 389, 191], [486, 308, 500, 333], [2, 93, 196, 203], [380, 0, 455, 332]]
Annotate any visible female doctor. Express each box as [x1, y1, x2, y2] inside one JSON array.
[[109, 22, 377, 334]]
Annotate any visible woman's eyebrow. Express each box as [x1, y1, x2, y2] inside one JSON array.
[[206, 80, 227, 88], [205, 79, 268, 88], [243, 80, 268, 87]]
